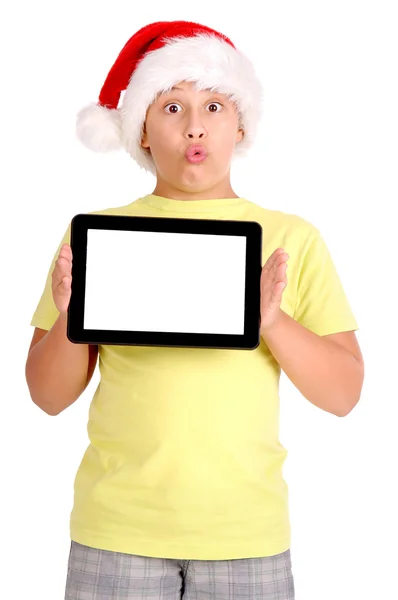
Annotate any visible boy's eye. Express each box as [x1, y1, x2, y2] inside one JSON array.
[[164, 103, 182, 114], [164, 102, 223, 114], [206, 102, 223, 112]]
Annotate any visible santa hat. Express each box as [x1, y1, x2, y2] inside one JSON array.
[[76, 20, 263, 175]]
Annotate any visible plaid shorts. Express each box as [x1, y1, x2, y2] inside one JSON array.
[[64, 540, 295, 599]]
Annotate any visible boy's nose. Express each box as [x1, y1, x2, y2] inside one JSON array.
[[186, 121, 207, 139], [187, 130, 206, 139], [184, 115, 207, 140]]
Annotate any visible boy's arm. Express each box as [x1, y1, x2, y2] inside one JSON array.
[[25, 313, 98, 416], [261, 309, 364, 417], [27, 220, 99, 415]]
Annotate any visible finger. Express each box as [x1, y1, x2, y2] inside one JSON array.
[[56, 255, 72, 269], [52, 256, 72, 288], [262, 250, 289, 283], [269, 267, 288, 294], [275, 251, 289, 265], [59, 243, 73, 261], [278, 259, 288, 273], [262, 253, 280, 277], [264, 248, 283, 267], [261, 270, 285, 299], [54, 257, 72, 279], [268, 256, 287, 282], [271, 249, 289, 272], [57, 276, 71, 298], [276, 263, 288, 286], [270, 248, 285, 263], [272, 257, 286, 278], [273, 255, 289, 279], [274, 280, 287, 302]]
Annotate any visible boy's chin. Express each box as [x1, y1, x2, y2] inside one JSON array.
[[164, 172, 213, 195]]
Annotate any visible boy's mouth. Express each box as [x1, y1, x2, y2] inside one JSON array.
[[185, 144, 208, 164]]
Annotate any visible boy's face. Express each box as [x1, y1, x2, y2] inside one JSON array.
[[140, 81, 244, 194]]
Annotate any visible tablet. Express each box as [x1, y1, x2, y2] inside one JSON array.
[[67, 213, 262, 350]]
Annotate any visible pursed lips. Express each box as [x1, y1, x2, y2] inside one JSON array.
[[185, 144, 208, 163]]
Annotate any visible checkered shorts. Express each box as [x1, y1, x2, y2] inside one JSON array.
[[64, 541, 295, 599]]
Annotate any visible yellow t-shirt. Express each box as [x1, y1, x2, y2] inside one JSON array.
[[30, 194, 359, 560]]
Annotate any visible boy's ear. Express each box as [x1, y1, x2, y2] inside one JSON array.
[[236, 109, 244, 143], [236, 127, 244, 143], [141, 124, 151, 153]]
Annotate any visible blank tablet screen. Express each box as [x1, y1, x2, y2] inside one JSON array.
[[68, 213, 262, 349], [84, 228, 247, 335]]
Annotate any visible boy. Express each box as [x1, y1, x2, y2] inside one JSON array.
[[26, 20, 364, 600]]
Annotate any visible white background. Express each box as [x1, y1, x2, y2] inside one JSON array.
[[2, 1, 397, 599]]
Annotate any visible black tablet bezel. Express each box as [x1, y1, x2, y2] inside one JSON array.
[[67, 213, 262, 350]]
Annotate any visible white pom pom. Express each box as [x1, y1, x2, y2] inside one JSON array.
[[76, 102, 122, 152]]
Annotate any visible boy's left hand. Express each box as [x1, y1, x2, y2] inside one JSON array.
[[260, 248, 289, 333]]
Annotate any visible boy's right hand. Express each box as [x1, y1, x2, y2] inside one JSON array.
[[52, 243, 73, 316]]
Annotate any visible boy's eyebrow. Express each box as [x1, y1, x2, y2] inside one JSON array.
[[167, 86, 222, 95], [157, 86, 229, 103]]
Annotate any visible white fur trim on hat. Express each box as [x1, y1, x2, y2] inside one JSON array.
[[77, 33, 263, 175]]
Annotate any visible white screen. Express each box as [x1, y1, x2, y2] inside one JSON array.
[[83, 229, 247, 335]]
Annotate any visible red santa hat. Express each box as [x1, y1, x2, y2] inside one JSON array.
[[76, 20, 263, 175]]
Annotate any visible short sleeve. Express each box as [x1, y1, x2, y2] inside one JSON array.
[[30, 222, 71, 331], [293, 228, 359, 336]]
